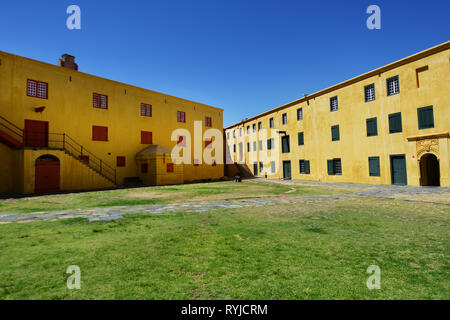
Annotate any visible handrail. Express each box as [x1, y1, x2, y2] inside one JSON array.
[[0, 117, 23, 140], [0, 115, 23, 133]]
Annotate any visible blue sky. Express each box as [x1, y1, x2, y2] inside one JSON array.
[[1, 0, 448, 126]]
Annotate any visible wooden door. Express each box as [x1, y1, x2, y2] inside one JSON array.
[[35, 158, 60, 193]]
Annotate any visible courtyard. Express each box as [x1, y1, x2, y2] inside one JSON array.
[[0, 179, 448, 299]]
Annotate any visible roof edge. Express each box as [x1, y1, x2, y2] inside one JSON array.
[[225, 40, 450, 130]]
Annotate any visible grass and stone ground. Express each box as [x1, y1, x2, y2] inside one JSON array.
[[0, 180, 448, 299]]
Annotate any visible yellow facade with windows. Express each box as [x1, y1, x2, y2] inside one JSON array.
[[226, 42, 450, 187], [0, 51, 223, 195]]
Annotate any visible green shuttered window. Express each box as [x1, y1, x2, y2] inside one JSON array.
[[298, 132, 304, 146], [299, 160, 310, 174], [327, 158, 342, 175], [281, 136, 290, 153], [389, 112, 402, 133], [331, 125, 340, 141], [369, 157, 380, 176], [366, 117, 378, 137], [418, 106, 434, 130]]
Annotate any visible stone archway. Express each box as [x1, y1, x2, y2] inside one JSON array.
[[420, 153, 440, 186]]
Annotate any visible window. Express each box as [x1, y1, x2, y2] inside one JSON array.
[[253, 141, 257, 151], [298, 132, 304, 146], [267, 138, 272, 150], [141, 163, 148, 174], [141, 131, 153, 144], [281, 135, 290, 153], [364, 84, 375, 102], [205, 138, 212, 149], [177, 111, 186, 123], [299, 160, 310, 174], [282, 113, 287, 125], [117, 156, 126, 167], [259, 140, 263, 151], [227, 132, 230, 140], [330, 96, 338, 112], [247, 142, 250, 152], [297, 108, 303, 121], [93, 93, 108, 109], [27, 79, 48, 99], [167, 163, 174, 173], [368, 157, 380, 177], [388, 112, 402, 133], [387, 76, 400, 96], [233, 144, 236, 152], [247, 126, 250, 134], [239, 128, 242, 136], [418, 106, 434, 130], [271, 161, 276, 173], [331, 125, 340, 141], [233, 130, 235, 138], [259, 162, 263, 173], [92, 126, 108, 141], [140, 103, 152, 117], [79, 155, 89, 164], [416, 66, 429, 88], [269, 118, 274, 128], [366, 117, 378, 137], [252, 124, 256, 133], [327, 158, 342, 175], [258, 122, 262, 131], [205, 117, 212, 127]]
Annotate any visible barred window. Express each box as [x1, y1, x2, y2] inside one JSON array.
[[27, 80, 48, 99], [282, 113, 287, 125], [330, 96, 338, 112], [364, 84, 375, 102], [93, 93, 108, 109], [205, 117, 212, 127], [140, 103, 152, 117], [177, 111, 186, 123], [387, 76, 400, 96], [297, 108, 303, 120]]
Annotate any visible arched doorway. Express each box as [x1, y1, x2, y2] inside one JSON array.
[[35, 155, 60, 194], [420, 153, 440, 186]]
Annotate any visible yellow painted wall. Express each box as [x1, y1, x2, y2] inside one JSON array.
[[226, 43, 450, 187], [0, 143, 22, 194], [0, 51, 224, 194], [22, 149, 114, 194]]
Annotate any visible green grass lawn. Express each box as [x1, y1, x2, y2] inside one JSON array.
[[0, 180, 341, 213], [0, 197, 448, 299]]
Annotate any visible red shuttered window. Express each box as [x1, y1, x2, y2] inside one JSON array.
[[141, 131, 153, 144], [117, 156, 126, 167], [92, 126, 108, 141], [93, 93, 108, 109], [27, 79, 48, 99], [177, 111, 186, 123], [140, 103, 152, 117], [167, 163, 174, 173], [205, 117, 212, 127], [177, 135, 186, 147]]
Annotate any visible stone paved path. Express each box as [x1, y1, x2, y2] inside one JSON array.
[[1, 179, 448, 224]]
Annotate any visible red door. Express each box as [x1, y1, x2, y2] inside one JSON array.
[[35, 158, 60, 193], [24, 120, 49, 147]]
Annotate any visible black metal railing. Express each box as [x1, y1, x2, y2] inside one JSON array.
[[23, 131, 117, 185], [0, 115, 23, 143]]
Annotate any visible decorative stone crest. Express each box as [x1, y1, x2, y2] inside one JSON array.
[[416, 138, 439, 159]]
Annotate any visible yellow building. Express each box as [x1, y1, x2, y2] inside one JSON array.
[[225, 42, 450, 187], [0, 52, 223, 195]]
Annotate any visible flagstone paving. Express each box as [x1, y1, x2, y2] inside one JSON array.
[[0, 179, 448, 224]]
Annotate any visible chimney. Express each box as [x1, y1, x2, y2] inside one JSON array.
[[58, 54, 78, 71]]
